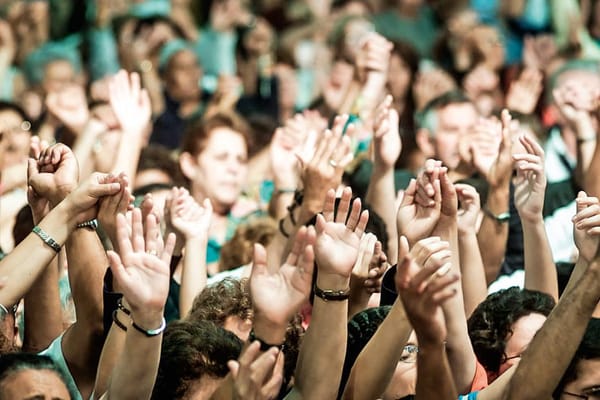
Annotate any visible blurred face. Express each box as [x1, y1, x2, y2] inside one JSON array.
[[190, 127, 248, 213], [561, 359, 600, 400], [496, 313, 546, 377], [472, 26, 505, 71], [323, 60, 354, 110], [0, 110, 30, 170], [382, 333, 418, 399], [0, 369, 70, 400], [431, 103, 478, 169], [165, 49, 202, 102], [388, 53, 412, 101], [42, 60, 76, 94]]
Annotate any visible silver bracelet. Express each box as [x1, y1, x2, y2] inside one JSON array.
[[32, 226, 61, 253], [131, 317, 166, 337]]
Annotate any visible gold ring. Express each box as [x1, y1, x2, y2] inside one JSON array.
[[329, 159, 339, 168], [147, 249, 158, 257]]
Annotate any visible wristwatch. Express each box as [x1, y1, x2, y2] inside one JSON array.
[[483, 207, 510, 223]]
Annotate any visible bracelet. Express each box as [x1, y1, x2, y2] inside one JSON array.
[[32, 226, 61, 253], [248, 329, 285, 351], [577, 136, 596, 144], [482, 207, 510, 224], [117, 297, 131, 316], [131, 317, 166, 337], [279, 217, 290, 238], [112, 310, 128, 331], [76, 219, 98, 230], [314, 285, 350, 302], [276, 188, 296, 195]]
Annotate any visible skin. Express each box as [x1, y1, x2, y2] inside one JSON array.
[[0, 369, 71, 400], [561, 358, 600, 399], [381, 332, 418, 400], [42, 60, 76, 95], [387, 54, 412, 101], [0, 110, 30, 170], [165, 49, 202, 105]]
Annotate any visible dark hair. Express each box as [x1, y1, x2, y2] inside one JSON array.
[[187, 278, 253, 326], [338, 306, 392, 399], [152, 320, 243, 400], [554, 318, 600, 399], [468, 287, 555, 374], [180, 112, 251, 157], [0, 101, 29, 123], [219, 218, 277, 272], [0, 354, 70, 399], [416, 90, 472, 132], [136, 145, 185, 187]]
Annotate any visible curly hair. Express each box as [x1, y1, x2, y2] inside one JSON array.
[[151, 320, 243, 400], [187, 278, 253, 326], [468, 287, 555, 374], [218, 218, 277, 272]]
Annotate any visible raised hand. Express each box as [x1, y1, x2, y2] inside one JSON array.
[[484, 110, 513, 188], [107, 208, 175, 328], [350, 232, 377, 290], [465, 116, 502, 181], [108, 70, 151, 136], [372, 95, 402, 170], [97, 173, 133, 249], [269, 114, 312, 190], [166, 188, 213, 241], [45, 84, 90, 135], [553, 80, 599, 129], [513, 135, 546, 223], [250, 226, 316, 328], [27, 136, 49, 223], [572, 192, 600, 263], [228, 342, 284, 400], [28, 142, 79, 208], [397, 175, 441, 246], [62, 172, 122, 224], [315, 187, 369, 278], [505, 68, 543, 115], [395, 236, 458, 345], [455, 184, 481, 234]]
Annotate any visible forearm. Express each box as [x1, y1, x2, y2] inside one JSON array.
[[366, 167, 398, 262], [415, 342, 457, 400], [0, 163, 27, 194], [347, 289, 372, 319], [111, 134, 144, 184], [342, 300, 411, 400], [294, 273, 348, 399], [93, 319, 127, 399], [268, 190, 295, 220], [73, 124, 102, 178], [23, 254, 63, 352], [140, 69, 165, 117], [458, 230, 488, 318], [584, 134, 600, 197], [522, 219, 558, 301], [179, 237, 208, 318], [478, 186, 510, 283], [574, 119, 596, 189], [0, 201, 76, 306], [507, 266, 600, 399]]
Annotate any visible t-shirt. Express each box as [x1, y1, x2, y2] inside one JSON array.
[[39, 334, 82, 400]]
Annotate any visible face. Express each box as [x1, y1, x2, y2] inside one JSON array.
[[187, 127, 248, 213], [0, 110, 30, 170], [42, 60, 76, 94], [497, 313, 547, 377], [223, 315, 252, 341], [561, 358, 600, 400], [165, 50, 202, 102], [388, 53, 412, 101], [0, 369, 70, 400], [430, 103, 478, 169], [382, 332, 418, 400], [472, 26, 505, 71], [323, 60, 354, 110]]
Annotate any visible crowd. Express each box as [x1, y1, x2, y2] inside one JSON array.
[[0, 0, 599, 399]]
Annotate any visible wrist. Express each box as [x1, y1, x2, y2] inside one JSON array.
[[316, 273, 350, 291], [252, 317, 287, 345], [130, 309, 164, 331]]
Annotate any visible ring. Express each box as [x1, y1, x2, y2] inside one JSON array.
[[146, 249, 158, 257], [329, 159, 339, 168]]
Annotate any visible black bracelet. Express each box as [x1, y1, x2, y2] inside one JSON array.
[[279, 217, 290, 238], [112, 310, 128, 331], [131, 317, 166, 337], [314, 285, 350, 302], [248, 329, 285, 352], [117, 297, 131, 316]]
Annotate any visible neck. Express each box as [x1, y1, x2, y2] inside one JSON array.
[[397, 3, 420, 18]]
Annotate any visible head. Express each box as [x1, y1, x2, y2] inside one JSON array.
[[187, 278, 253, 341], [467, 25, 505, 71], [549, 59, 600, 124], [219, 218, 277, 272], [468, 287, 555, 382], [556, 319, 600, 399], [152, 320, 243, 400], [387, 41, 419, 102], [0, 102, 31, 171], [416, 90, 478, 170], [340, 307, 417, 400], [179, 113, 251, 214], [160, 42, 203, 102], [135, 145, 184, 191], [23, 43, 81, 94], [0, 353, 70, 400]]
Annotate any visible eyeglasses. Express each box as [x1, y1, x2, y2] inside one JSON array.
[[399, 344, 419, 363], [563, 387, 600, 399]]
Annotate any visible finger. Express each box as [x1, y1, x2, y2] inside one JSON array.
[[116, 213, 133, 255], [144, 213, 159, 252], [107, 250, 130, 289], [238, 340, 262, 369], [161, 233, 176, 264], [395, 236, 411, 289], [346, 197, 362, 231], [322, 188, 336, 222], [262, 351, 285, 398], [131, 208, 145, 253], [354, 210, 369, 238], [252, 243, 268, 276], [251, 348, 280, 384], [227, 360, 240, 380], [335, 187, 352, 224], [286, 226, 307, 267]]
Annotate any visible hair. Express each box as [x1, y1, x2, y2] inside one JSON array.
[[338, 306, 392, 399], [0, 102, 29, 123], [468, 287, 556, 374], [152, 320, 243, 400], [548, 59, 600, 96], [136, 145, 185, 186], [187, 278, 253, 326], [554, 318, 600, 398], [0, 353, 70, 399], [180, 112, 252, 157], [415, 90, 472, 135], [218, 218, 277, 272]]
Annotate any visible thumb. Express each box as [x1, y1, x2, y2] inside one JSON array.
[[227, 360, 240, 379], [252, 243, 268, 274], [89, 180, 121, 199], [27, 158, 39, 182], [576, 191, 588, 213]]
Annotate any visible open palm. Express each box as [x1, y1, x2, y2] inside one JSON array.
[[397, 179, 441, 246]]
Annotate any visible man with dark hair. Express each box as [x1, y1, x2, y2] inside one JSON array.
[[467, 287, 556, 382], [151, 320, 243, 400], [0, 353, 71, 400]]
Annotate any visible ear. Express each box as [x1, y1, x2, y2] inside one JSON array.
[[415, 128, 435, 157], [179, 152, 198, 181]]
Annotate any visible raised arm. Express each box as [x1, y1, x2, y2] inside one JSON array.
[[102, 209, 176, 400], [366, 95, 402, 262], [293, 187, 368, 400], [513, 134, 558, 301]]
